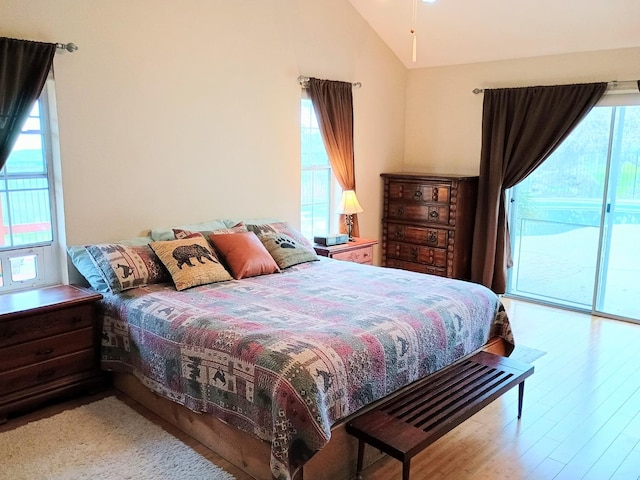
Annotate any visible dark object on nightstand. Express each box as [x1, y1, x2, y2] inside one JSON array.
[[0, 285, 105, 423]]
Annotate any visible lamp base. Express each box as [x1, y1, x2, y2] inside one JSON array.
[[344, 214, 355, 242]]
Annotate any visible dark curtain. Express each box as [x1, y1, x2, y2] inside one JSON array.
[[0, 37, 56, 170], [308, 77, 360, 237], [471, 82, 607, 293]]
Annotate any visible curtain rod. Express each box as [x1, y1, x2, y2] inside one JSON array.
[[297, 76, 362, 89], [472, 79, 638, 94], [56, 42, 78, 53]]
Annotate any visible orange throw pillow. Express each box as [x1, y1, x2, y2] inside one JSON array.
[[208, 231, 280, 280]]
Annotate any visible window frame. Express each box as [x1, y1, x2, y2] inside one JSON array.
[[0, 79, 65, 292]]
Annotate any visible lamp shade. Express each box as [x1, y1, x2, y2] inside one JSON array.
[[338, 190, 364, 215]]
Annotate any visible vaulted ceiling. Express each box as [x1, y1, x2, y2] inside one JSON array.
[[347, 0, 640, 69]]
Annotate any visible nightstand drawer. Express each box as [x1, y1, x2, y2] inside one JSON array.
[[0, 305, 94, 348], [0, 349, 96, 395], [331, 245, 374, 264], [0, 327, 94, 373]]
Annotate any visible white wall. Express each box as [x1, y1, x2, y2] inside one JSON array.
[[404, 47, 640, 175], [0, 0, 407, 246]]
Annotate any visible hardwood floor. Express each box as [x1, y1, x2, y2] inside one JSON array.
[[2, 298, 639, 479]]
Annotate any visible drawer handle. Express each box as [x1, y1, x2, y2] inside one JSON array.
[[427, 232, 437, 245], [38, 369, 57, 380], [363, 252, 370, 258], [410, 247, 419, 260], [413, 189, 422, 200], [429, 210, 439, 220], [394, 228, 404, 239], [72, 316, 84, 324], [36, 348, 55, 356], [432, 187, 439, 201], [396, 206, 405, 216]]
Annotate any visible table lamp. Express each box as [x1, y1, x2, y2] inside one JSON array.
[[338, 190, 364, 241]]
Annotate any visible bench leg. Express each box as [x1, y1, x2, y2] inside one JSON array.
[[518, 380, 525, 419], [355, 439, 365, 479], [402, 458, 411, 480]]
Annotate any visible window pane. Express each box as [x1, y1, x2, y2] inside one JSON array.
[[313, 169, 330, 202], [300, 204, 314, 239], [301, 170, 314, 204], [0, 96, 53, 251], [10, 254, 37, 282], [301, 98, 337, 239], [22, 116, 41, 132], [5, 144, 46, 175]]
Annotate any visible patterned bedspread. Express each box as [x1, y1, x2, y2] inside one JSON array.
[[100, 258, 513, 480]]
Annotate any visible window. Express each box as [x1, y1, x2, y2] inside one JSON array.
[[300, 98, 341, 239], [0, 81, 62, 292]]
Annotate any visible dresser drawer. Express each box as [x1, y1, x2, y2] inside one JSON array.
[[331, 245, 374, 264], [0, 349, 96, 395], [386, 223, 449, 248], [0, 305, 94, 348], [385, 259, 447, 277], [388, 182, 451, 204], [0, 327, 93, 373], [386, 242, 447, 268], [386, 201, 450, 224]]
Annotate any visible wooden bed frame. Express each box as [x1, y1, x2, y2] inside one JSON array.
[[112, 337, 508, 480]]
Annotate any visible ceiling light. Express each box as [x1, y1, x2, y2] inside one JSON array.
[[422, 0, 437, 3]]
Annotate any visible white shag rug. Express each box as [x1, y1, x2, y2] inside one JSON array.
[[0, 396, 236, 480]]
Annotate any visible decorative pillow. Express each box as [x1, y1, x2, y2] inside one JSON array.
[[150, 219, 238, 241], [245, 221, 313, 249], [207, 231, 280, 280], [259, 233, 319, 269], [68, 236, 155, 293], [84, 244, 170, 294], [173, 222, 247, 240], [149, 237, 232, 291]]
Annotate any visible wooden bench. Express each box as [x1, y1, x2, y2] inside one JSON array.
[[345, 351, 534, 480]]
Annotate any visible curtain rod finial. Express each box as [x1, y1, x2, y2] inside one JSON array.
[[56, 42, 78, 53]]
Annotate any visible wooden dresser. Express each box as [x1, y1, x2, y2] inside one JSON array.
[[0, 285, 104, 423], [381, 173, 478, 280]]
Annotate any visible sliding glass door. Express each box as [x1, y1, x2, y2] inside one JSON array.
[[507, 100, 640, 322]]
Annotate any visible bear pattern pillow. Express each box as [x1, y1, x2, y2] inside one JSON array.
[[149, 236, 232, 291], [85, 243, 170, 294], [259, 233, 319, 269]]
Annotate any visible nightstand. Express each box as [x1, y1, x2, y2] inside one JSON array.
[[314, 237, 378, 265], [0, 285, 105, 423]]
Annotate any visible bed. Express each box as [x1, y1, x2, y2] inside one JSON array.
[[94, 257, 512, 479]]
